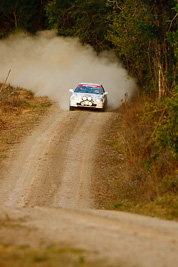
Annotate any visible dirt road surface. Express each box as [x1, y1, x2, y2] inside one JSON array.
[[0, 104, 178, 266]]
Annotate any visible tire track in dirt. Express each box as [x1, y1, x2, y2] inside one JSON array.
[[0, 104, 178, 267], [53, 110, 110, 209], [0, 104, 112, 208]]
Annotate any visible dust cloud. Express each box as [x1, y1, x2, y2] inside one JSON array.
[[0, 30, 136, 110]]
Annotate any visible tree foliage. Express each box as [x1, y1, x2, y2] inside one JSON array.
[[142, 89, 178, 159], [107, 0, 177, 93], [107, 0, 156, 87], [0, 0, 48, 37], [46, 0, 112, 50], [0, 0, 177, 91]]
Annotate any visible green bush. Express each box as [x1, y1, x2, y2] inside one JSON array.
[[142, 89, 178, 159]]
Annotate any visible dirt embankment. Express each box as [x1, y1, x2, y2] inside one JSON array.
[[0, 97, 178, 267]]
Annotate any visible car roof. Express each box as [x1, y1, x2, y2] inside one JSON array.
[[77, 82, 102, 87]]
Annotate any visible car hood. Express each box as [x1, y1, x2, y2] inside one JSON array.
[[72, 93, 103, 98]]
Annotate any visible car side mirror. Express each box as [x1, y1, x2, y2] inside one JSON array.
[[69, 89, 74, 93], [104, 92, 108, 95]]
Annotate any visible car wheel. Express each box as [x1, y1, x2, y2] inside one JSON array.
[[100, 107, 105, 112], [69, 106, 74, 111]]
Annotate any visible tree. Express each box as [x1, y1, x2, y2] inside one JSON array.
[[0, 0, 48, 37], [106, 0, 177, 94], [46, 0, 112, 51], [107, 0, 156, 88]]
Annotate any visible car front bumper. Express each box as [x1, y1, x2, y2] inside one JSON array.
[[70, 100, 104, 109]]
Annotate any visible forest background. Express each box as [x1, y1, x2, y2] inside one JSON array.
[[0, 0, 177, 219]]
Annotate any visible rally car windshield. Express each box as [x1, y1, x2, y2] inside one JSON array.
[[75, 86, 103, 94]]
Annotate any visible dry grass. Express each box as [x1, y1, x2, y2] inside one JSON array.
[[118, 94, 155, 202], [0, 216, 119, 267], [0, 84, 52, 165], [93, 93, 178, 220]]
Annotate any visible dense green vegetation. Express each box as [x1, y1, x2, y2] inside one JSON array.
[[0, 0, 177, 218]]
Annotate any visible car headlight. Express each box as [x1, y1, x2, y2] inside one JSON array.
[[83, 96, 87, 101], [88, 96, 92, 101]]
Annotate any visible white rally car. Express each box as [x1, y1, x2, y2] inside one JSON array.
[[69, 83, 108, 111]]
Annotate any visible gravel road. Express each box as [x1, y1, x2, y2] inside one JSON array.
[[0, 104, 177, 266]]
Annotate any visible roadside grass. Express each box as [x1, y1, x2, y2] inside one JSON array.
[[0, 244, 88, 267], [0, 244, 118, 267], [113, 194, 178, 220], [0, 219, 117, 267], [0, 84, 52, 160], [113, 93, 178, 220], [93, 93, 178, 221]]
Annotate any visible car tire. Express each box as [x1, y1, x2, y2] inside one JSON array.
[[100, 107, 105, 112], [69, 106, 74, 111]]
